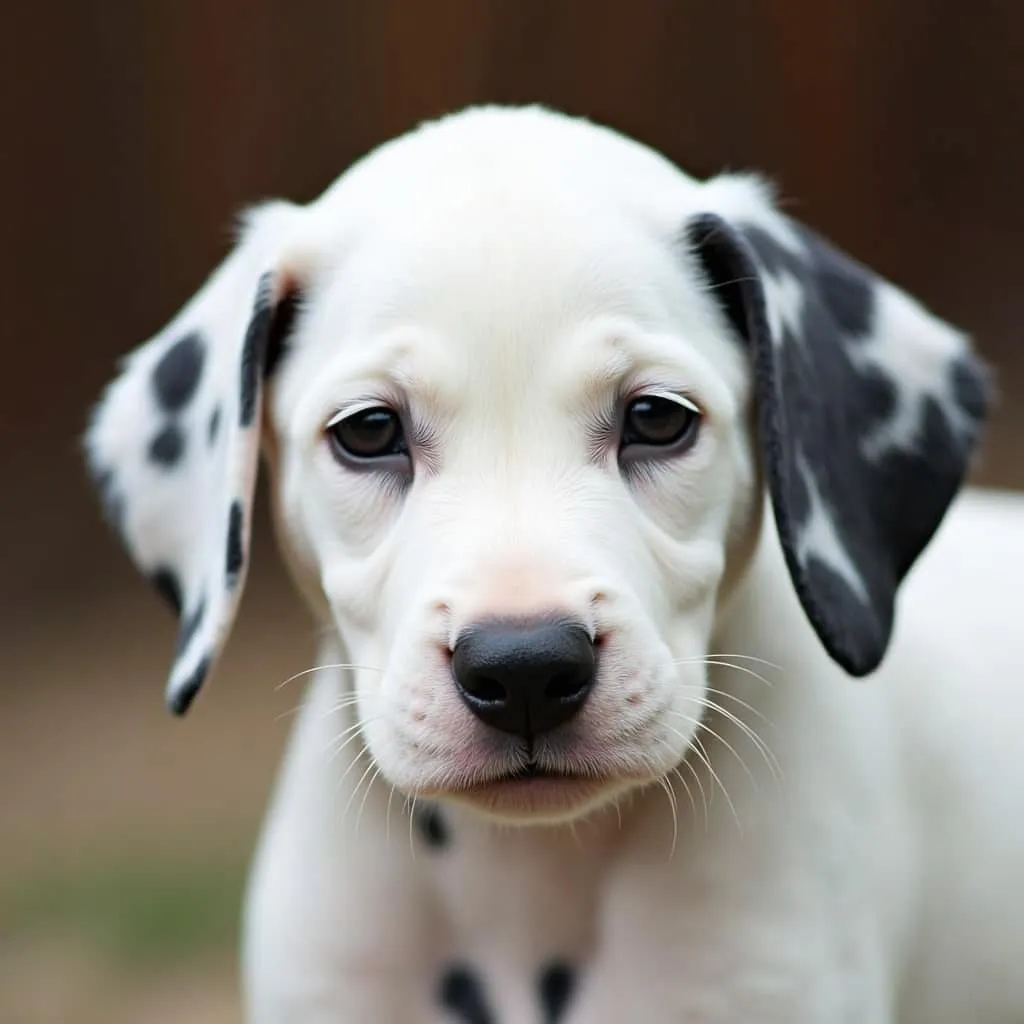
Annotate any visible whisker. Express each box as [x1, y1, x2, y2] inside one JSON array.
[[692, 714, 760, 800], [324, 718, 369, 761], [700, 686, 775, 729], [701, 658, 778, 690], [682, 698, 782, 783], [355, 763, 383, 838], [670, 655, 781, 689], [275, 662, 384, 692], [341, 756, 378, 829], [671, 743, 709, 829], [320, 694, 364, 720], [667, 721, 742, 834], [669, 764, 702, 832], [407, 794, 419, 864], [673, 652, 783, 671], [656, 771, 679, 861], [705, 652, 783, 670], [385, 779, 398, 848]]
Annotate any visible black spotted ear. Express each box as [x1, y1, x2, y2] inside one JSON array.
[[85, 202, 305, 713], [685, 180, 989, 675]]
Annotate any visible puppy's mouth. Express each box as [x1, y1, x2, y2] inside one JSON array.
[[500, 762, 564, 782], [447, 759, 621, 823]]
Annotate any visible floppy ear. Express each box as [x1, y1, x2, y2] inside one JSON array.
[[85, 202, 305, 714], [684, 178, 989, 676]]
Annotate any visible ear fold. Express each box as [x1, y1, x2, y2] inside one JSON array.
[[85, 203, 304, 713], [685, 180, 989, 676]]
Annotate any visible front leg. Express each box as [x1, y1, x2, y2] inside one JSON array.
[[565, 785, 895, 1024]]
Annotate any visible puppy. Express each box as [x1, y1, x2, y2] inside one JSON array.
[[87, 106, 1024, 1023]]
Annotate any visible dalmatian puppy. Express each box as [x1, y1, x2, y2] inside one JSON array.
[[86, 106, 1024, 1023]]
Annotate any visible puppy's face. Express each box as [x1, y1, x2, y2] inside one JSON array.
[[87, 107, 985, 828], [270, 182, 759, 823]]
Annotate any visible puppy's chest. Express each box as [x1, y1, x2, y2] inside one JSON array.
[[414, 803, 611, 1024]]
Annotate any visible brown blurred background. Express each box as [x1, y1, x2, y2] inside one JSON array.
[[2, 2, 1021, 1021]]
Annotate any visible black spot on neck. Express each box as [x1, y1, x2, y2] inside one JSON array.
[[438, 965, 494, 1024], [225, 500, 245, 586], [148, 423, 185, 467], [538, 961, 577, 1022], [153, 331, 205, 412], [416, 805, 449, 849]]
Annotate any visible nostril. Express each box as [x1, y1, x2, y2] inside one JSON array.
[[468, 673, 506, 703], [545, 669, 591, 702]]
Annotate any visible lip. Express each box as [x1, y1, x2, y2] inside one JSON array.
[[448, 764, 615, 821]]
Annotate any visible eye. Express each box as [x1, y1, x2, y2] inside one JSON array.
[[620, 394, 700, 454], [326, 406, 410, 467]]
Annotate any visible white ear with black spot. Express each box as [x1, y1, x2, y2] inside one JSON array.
[[685, 177, 989, 675], [85, 202, 305, 713]]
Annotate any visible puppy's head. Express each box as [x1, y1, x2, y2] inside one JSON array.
[[86, 108, 987, 823]]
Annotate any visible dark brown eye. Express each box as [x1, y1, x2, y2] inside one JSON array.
[[621, 395, 700, 452], [327, 407, 409, 465]]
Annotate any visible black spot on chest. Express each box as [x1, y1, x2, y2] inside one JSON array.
[[538, 961, 577, 1022], [152, 331, 205, 412], [439, 964, 494, 1024], [416, 804, 449, 848]]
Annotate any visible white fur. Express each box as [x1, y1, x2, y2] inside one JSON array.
[[91, 106, 1024, 1022]]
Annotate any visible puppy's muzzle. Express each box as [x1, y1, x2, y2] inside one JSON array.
[[451, 617, 596, 740]]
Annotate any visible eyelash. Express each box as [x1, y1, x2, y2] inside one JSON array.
[[586, 386, 700, 456]]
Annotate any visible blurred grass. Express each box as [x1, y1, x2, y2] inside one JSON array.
[[2, 854, 247, 968]]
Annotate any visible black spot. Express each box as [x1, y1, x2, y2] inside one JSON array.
[[686, 211, 986, 679], [801, 557, 882, 676], [438, 965, 493, 1024], [168, 655, 210, 716], [852, 365, 899, 431], [686, 214, 755, 343], [152, 331, 206, 412], [416, 805, 449, 849], [148, 423, 185, 466], [225, 500, 245, 585], [538, 961, 577, 1022], [239, 276, 301, 428], [208, 405, 221, 446], [239, 274, 274, 428], [796, 225, 875, 338], [265, 287, 300, 377], [174, 597, 206, 658], [737, 223, 806, 279], [951, 356, 991, 423], [151, 566, 183, 615]]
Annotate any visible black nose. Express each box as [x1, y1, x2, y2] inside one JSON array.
[[451, 618, 596, 739]]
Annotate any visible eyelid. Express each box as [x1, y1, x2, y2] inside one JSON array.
[[640, 390, 702, 414], [325, 400, 390, 429]]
